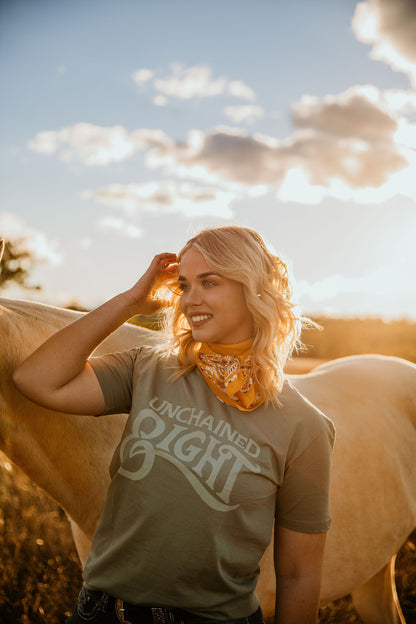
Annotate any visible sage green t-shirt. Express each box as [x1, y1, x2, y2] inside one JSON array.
[[84, 347, 335, 620]]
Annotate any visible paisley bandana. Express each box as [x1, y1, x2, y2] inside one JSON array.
[[196, 339, 264, 411]]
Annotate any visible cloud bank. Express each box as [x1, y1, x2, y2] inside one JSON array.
[[144, 86, 409, 197], [28, 84, 415, 207]]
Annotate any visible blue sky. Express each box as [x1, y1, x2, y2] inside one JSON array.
[[1, 0, 416, 319]]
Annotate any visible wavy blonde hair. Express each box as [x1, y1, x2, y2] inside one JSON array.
[[160, 226, 305, 404]]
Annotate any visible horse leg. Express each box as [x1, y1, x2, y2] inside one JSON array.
[[351, 556, 406, 624]]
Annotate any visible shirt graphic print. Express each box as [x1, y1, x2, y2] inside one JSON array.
[[118, 395, 262, 512]]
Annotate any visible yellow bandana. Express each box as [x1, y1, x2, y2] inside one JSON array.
[[196, 339, 264, 411]]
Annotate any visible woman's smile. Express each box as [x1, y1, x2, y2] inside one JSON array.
[[189, 313, 213, 326]]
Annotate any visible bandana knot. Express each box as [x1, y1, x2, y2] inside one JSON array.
[[196, 339, 264, 411]]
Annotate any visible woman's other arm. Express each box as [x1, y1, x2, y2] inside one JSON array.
[[13, 253, 177, 415], [274, 525, 327, 624]]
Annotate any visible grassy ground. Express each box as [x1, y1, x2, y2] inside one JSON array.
[[0, 452, 415, 623]]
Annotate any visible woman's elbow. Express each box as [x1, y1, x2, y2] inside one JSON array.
[[13, 364, 30, 395], [12, 362, 40, 401]]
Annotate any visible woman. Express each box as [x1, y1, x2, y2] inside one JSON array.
[[13, 226, 335, 624]]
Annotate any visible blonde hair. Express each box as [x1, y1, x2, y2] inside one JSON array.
[[160, 225, 304, 404]]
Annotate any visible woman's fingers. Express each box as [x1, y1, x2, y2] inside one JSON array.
[[156, 252, 177, 265], [128, 253, 178, 313], [152, 253, 178, 282], [150, 253, 177, 275]]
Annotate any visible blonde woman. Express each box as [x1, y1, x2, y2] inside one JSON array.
[[14, 226, 335, 624]]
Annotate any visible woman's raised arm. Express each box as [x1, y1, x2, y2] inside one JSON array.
[[12, 253, 177, 415]]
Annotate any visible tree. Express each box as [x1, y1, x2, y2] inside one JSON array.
[[0, 239, 41, 292]]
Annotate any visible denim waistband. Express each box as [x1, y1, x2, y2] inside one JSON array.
[[70, 587, 264, 624]]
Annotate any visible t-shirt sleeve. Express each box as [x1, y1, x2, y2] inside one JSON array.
[[88, 349, 139, 415], [276, 426, 335, 533]]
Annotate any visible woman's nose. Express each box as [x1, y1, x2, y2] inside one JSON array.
[[183, 285, 203, 305]]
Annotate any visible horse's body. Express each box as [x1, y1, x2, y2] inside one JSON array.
[[1, 297, 415, 623]]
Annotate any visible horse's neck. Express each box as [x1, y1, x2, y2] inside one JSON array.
[[0, 297, 161, 368], [0, 300, 81, 368], [0, 302, 118, 531], [0, 299, 160, 533]]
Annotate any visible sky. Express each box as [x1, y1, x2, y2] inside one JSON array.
[[1, 0, 416, 319]]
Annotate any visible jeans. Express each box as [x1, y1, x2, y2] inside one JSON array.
[[66, 587, 265, 624]]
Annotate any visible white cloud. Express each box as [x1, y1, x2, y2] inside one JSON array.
[[277, 168, 327, 205], [0, 211, 62, 264], [227, 80, 256, 102], [352, 0, 416, 86], [394, 118, 416, 150], [278, 154, 416, 205], [131, 62, 257, 105], [28, 123, 172, 166], [152, 62, 227, 99], [223, 105, 264, 124], [97, 217, 143, 239], [131, 68, 155, 84], [153, 95, 168, 107], [82, 180, 236, 219], [28, 130, 60, 155], [382, 89, 416, 115]]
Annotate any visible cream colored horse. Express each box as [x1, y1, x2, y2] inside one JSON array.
[[1, 296, 415, 623]]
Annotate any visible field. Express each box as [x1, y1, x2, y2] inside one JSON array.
[[1, 353, 416, 623]]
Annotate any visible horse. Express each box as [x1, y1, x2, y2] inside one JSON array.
[[0, 296, 415, 623]]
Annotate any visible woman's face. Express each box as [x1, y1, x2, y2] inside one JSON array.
[[178, 246, 255, 345]]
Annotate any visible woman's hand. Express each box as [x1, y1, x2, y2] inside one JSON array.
[[125, 252, 178, 315]]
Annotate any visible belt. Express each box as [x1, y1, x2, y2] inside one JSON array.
[[112, 596, 261, 624], [115, 598, 180, 624]]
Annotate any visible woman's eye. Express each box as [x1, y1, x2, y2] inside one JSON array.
[[169, 282, 188, 295], [202, 279, 215, 287]]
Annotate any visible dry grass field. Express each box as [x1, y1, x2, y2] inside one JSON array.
[[0, 356, 415, 623]]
